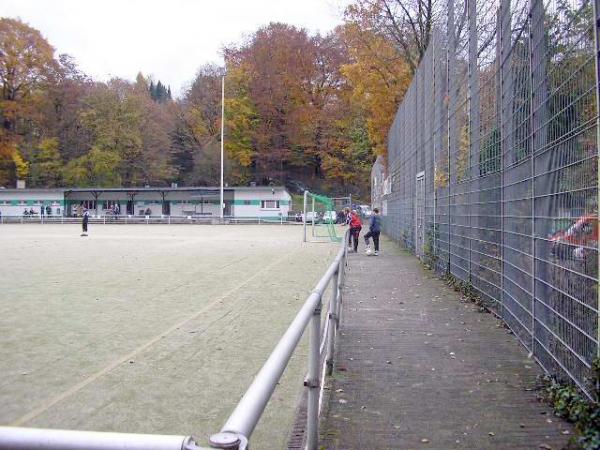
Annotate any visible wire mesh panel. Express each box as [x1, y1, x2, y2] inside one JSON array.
[[380, 0, 599, 397], [531, 0, 599, 393]]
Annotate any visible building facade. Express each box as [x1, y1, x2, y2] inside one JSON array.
[[370, 155, 389, 215], [0, 186, 291, 219]]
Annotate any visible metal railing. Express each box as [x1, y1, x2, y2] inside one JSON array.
[[377, 0, 599, 399], [210, 230, 348, 449], [0, 230, 349, 450], [0, 215, 299, 225]]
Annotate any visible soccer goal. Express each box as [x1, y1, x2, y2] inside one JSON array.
[[302, 190, 342, 243]]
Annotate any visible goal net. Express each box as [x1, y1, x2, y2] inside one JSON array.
[[303, 191, 342, 243]]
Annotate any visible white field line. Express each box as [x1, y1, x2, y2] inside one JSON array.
[[11, 250, 299, 427]]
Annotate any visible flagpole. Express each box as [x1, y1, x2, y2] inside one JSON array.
[[220, 74, 225, 220]]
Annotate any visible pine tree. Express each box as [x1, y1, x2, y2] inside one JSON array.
[[149, 80, 155, 100]]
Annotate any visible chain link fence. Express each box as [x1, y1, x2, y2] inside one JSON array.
[[380, 0, 599, 398]]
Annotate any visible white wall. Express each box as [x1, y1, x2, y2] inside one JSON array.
[[233, 189, 291, 218], [0, 190, 64, 216]]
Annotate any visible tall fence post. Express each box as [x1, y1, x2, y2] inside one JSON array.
[[446, 0, 456, 275], [528, 0, 539, 354], [499, 0, 511, 321], [468, 0, 479, 281], [305, 300, 322, 450]]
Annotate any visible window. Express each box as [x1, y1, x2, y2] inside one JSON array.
[[103, 200, 118, 209], [243, 200, 252, 205], [81, 200, 96, 210], [261, 200, 279, 209]]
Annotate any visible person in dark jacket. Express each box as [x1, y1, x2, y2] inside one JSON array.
[[81, 209, 89, 236], [364, 207, 381, 255]]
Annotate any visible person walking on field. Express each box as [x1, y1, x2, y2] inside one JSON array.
[[364, 207, 381, 256], [81, 209, 89, 237], [349, 209, 362, 252]]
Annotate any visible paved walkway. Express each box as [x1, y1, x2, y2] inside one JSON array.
[[320, 235, 571, 450]]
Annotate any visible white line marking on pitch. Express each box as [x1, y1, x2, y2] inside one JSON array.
[[11, 251, 297, 427]]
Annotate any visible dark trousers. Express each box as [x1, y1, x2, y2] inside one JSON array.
[[350, 226, 361, 251], [364, 230, 380, 251], [82, 218, 88, 232]]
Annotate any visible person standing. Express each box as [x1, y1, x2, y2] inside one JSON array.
[[349, 209, 362, 252], [81, 209, 89, 236], [364, 207, 382, 255], [342, 207, 352, 249]]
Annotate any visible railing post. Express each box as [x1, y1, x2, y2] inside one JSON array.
[[326, 269, 339, 376], [305, 300, 322, 450], [311, 196, 316, 237], [303, 190, 308, 242], [336, 259, 344, 326]]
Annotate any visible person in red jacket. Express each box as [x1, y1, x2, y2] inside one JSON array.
[[349, 209, 362, 252]]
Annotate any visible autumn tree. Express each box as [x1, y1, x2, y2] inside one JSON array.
[[345, 0, 440, 73], [0, 18, 57, 185], [223, 64, 258, 183], [223, 23, 352, 186], [64, 77, 175, 187], [340, 24, 411, 157], [174, 64, 224, 185]]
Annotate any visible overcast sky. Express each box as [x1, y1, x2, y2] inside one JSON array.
[[0, 0, 347, 97]]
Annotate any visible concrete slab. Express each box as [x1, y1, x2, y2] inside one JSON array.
[[321, 235, 572, 450]]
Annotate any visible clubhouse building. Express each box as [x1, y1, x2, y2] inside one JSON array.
[[0, 185, 292, 219]]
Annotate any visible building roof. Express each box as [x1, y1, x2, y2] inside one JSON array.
[[0, 186, 289, 194]]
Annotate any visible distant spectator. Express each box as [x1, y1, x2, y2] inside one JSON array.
[[40, 205, 44, 216], [81, 209, 89, 236], [46, 205, 51, 215], [342, 207, 352, 249], [349, 209, 362, 252]]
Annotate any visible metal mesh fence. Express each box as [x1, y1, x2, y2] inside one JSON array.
[[381, 0, 599, 398]]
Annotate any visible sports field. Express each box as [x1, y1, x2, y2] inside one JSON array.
[[0, 224, 338, 449]]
